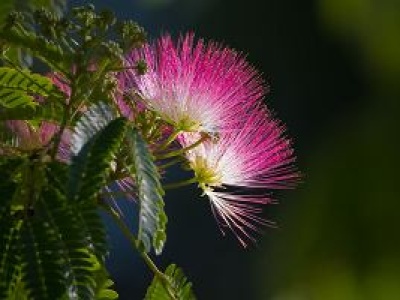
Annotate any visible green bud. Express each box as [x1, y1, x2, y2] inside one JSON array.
[[135, 59, 147, 75], [4, 12, 23, 29]]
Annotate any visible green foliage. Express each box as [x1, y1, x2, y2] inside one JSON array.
[[0, 0, 67, 68], [68, 103, 127, 203], [7, 275, 29, 300], [0, 67, 55, 108], [145, 264, 196, 300], [0, 209, 20, 299], [20, 213, 67, 299], [30, 0, 67, 17], [0, 101, 64, 121], [1, 23, 66, 69], [0, 0, 14, 25], [93, 261, 119, 300], [0, 158, 120, 299], [68, 104, 128, 260], [37, 186, 98, 299], [0, 3, 202, 299], [128, 127, 167, 255], [0, 158, 22, 299]]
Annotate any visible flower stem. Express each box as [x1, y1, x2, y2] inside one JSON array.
[[158, 156, 186, 170], [163, 177, 197, 190], [156, 134, 208, 160], [157, 130, 182, 151], [103, 206, 177, 299], [50, 112, 68, 159]]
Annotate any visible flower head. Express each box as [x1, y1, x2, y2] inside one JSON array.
[[179, 108, 299, 246], [4, 120, 71, 162], [122, 33, 264, 134]]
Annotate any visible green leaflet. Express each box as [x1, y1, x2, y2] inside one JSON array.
[[0, 25, 66, 70], [7, 275, 29, 300], [0, 158, 118, 299], [145, 264, 196, 300], [69, 102, 116, 157], [29, 0, 67, 17], [0, 0, 14, 25], [46, 162, 119, 300], [0, 101, 64, 121], [0, 67, 55, 108], [0, 208, 21, 299], [68, 104, 127, 203], [0, 0, 67, 68], [92, 258, 119, 300], [128, 128, 167, 255], [20, 216, 66, 300], [2, 160, 94, 300], [0, 158, 21, 299], [37, 186, 98, 300], [68, 103, 127, 260]]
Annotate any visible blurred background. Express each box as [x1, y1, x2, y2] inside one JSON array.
[[7, 0, 400, 299]]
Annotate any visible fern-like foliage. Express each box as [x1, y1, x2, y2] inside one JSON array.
[[0, 3, 204, 300], [20, 213, 67, 300], [36, 186, 98, 299], [0, 158, 21, 299], [1, 17, 66, 71], [0, 208, 20, 299], [0, 0, 67, 68], [0, 159, 98, 300], [0, 101, 64, 121], [7, 274, 28, 300], [68, 103, 127, 260], [0, 157, 120, 299], [0, 67, 55, 108], [0, 0, 14, 25], [145, 264, 196, 300], [93, 259, 119, 300], [45, 162, 120, 299], [128, 127, 167, 255], [70, 102, 115, 156]]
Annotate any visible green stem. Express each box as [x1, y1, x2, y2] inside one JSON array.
[[105, 207, 161, 274], [50, 76, 80, 159], [50, 102, 69, 160], [142, 112, 158, 140], [156, 134, 208, 160], [157, 130, 182, 152], [103, 206, 177, 299], [158, 156, 186, 170], [163, 177, 197, 190]]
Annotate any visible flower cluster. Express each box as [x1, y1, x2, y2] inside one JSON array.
[[122, 33, 299, 245]]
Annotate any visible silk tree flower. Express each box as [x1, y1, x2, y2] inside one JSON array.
[[121, 33, 264, 134], [179, 108, 299, 246], [4, 120, 71, 162]]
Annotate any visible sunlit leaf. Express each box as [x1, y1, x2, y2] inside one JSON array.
[[128, 127, 167, 255], [145, 264, 196, 300]]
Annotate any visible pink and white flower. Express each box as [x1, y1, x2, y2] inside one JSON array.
[[4, 120, 71, 162], [122, 33, 264, 134], [179, 107, 299, 246]]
